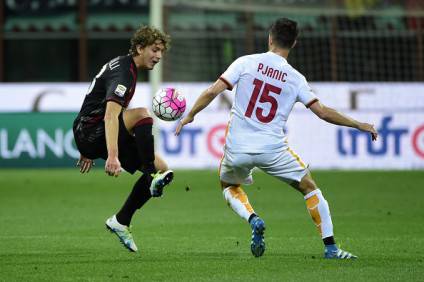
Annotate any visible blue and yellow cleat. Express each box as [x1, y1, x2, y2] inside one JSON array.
[[250, 216, 266, 257], [324, 245, 358, 259]]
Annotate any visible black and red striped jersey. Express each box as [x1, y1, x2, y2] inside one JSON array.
[[74, 54, 138, 128]]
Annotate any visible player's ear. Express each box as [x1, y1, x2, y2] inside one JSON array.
[[136, 44, 144, 56]]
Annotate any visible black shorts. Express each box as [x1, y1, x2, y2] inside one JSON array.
[[73, 113, 142, 174]]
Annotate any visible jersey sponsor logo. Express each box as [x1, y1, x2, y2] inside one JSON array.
[[114, 84, 127, 97]]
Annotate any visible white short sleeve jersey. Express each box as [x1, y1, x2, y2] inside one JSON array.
[[220, 51, 318, 153]]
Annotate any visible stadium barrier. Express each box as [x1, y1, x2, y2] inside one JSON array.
[[1, 82, 424, 112], [0, 83, 423, 169]]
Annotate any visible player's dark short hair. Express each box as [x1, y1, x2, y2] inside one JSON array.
[[269, 18, 299, 49], [129, 25, 171, 56]]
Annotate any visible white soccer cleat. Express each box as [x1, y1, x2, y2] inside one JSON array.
[[324, 247, 357, 259], [105, 215, 138, 252], [149, 170, 174, 197]]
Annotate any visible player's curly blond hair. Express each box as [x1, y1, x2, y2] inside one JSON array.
[[129, 25, 171, 56]]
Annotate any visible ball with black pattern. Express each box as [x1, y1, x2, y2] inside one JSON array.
[[152, 88, 186, 121]]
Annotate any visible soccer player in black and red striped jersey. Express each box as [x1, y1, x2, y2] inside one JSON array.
[[73, 26, 173, 252]]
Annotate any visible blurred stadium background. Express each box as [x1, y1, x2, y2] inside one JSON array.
[[0, 0, 423, 169], [1, 1, 424, 281], [1, 0, 424, 82]]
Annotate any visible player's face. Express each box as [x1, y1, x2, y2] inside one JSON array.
[[137, 40, 165, 70]]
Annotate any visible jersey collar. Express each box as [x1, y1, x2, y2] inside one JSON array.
[[267, 51, 288, 64]]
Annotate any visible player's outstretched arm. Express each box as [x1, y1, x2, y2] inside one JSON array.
[[309, 100, 378, 141], [175, 79, 228, 136]]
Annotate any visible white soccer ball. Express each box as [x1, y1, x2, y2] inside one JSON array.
[[152, 88, 186, 121]]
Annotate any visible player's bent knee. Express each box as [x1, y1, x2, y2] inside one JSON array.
[[137, 108, 151, 119], [123, 108, 153, 132], [126, 108, 152, 122], [298, 174, 318, 195]]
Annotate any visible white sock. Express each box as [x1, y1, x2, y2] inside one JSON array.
[[304, 189, 334, 238], [223, 186, 254, 222]]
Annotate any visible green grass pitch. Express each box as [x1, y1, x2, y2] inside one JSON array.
[[0, 169, 423, 281]]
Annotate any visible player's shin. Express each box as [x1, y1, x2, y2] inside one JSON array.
[[304, 189, 334, 239], [223, 186, 255, 221], [133, 117, 156, 174], [116, 173, 153, 226]]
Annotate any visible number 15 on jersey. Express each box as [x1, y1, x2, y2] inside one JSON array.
[[245, 78, 282, 123]]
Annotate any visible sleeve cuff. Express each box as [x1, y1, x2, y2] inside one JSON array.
[[106, 98, 124, 107], [305, 98, 318, 108], [219, 76, 233, 90]]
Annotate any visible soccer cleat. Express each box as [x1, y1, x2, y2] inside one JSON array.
[[324, 245, 358, 259], [250, 216, 266, 257], [105, 215, 138, 252], [149, 170, 174, 197]]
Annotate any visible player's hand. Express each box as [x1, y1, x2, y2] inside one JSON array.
[[76, 155, 95, 173], [105, 156, 122, 177], [175, 115, 194, 136], [358, 123, 378, 141]]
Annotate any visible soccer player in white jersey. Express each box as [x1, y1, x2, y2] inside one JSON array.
[[176, 18, 378, 259]]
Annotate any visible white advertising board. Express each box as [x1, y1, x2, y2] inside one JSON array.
[[286, 111, 424, 169], [0, 82, 423, 169], [1, 82, 424, 112], [155, 111, 424, 170], [0, 82, 230, 112]]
